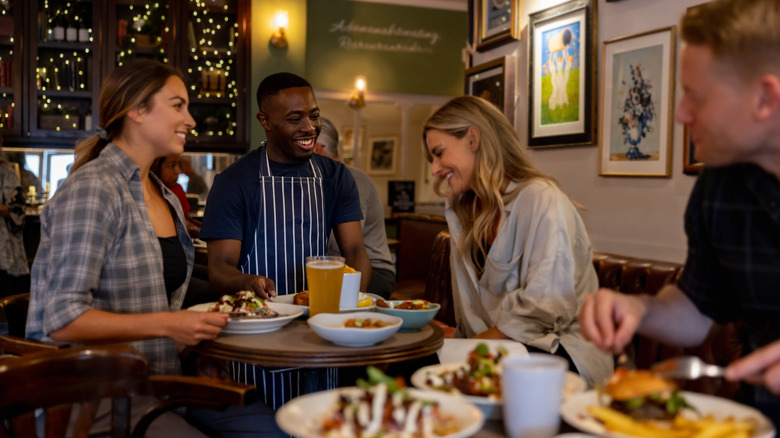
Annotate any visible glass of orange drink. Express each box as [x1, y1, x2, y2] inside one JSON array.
[[305, 256, 345, 317]]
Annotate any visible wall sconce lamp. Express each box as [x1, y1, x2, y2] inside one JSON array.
[[270, 12, 288, 48], [348, 76, 366, 109]]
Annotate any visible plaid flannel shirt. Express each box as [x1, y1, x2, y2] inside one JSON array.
[[26, 144, 193, 375]]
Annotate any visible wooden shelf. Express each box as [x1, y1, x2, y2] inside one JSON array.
[[37, 90, 92, 99], [37, 41, 94, 51]]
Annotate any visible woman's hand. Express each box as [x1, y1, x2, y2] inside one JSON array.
[[165, 311, 229, 346], [473, 326, 511, 339], [431, 320, 455, 338]]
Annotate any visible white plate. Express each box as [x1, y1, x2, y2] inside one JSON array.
[[411, 363, 586, 420], [560, 390, 775, 438], [269, 292, 379, 317], [437, 338, 529, 364], [276, 386, 484, 438], [188, 302, 303, 334], [307, 311, 401, 347]]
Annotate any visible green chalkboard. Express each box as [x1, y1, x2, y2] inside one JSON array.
[[305, 1, 467, 96]]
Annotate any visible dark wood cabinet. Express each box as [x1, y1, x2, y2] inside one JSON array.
[[4, 0, 250, 152]]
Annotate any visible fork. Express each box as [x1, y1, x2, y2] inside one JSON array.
[[615, 352, 636, 370], [650, 356, 726, 380]]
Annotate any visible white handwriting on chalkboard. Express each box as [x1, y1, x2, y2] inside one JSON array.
[[329, 19, 440, 46], [338, 36, 433, 53]]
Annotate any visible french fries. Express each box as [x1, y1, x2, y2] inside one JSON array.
[[587, 405, 757, 438]]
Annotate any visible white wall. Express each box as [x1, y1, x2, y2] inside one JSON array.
[[470, 0, 704, 263]]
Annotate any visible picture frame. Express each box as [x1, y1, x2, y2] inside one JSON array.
[[683, 124, 702, 175], [341, 125, 365, 167], [474, 0, 521, 51], [598, 26, 676, 177], [388, 181, 415, 213], [528, 0, 597, 148], [465, 56, 516, 123], [367, 136, 398, 175]]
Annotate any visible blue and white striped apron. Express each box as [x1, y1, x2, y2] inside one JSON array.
[[228, 146, 338, 409]]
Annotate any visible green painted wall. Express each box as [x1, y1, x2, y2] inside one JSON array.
[[305, 1, 466, 95], [250, 0, 308, 146], [250, 0, 466, 145]]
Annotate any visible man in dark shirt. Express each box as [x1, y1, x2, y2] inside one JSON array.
[[578, 0, 780, 426], [199, 72, 371, 410]]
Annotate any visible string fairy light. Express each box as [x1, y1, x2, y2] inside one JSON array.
[[189, 0, 238, 137]]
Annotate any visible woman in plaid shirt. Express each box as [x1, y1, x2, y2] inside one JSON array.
[[26, 59, 282, 437]]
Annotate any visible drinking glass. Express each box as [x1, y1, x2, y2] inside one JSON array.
[[305, 256, 345, 317], [501, 353, 568, 438]]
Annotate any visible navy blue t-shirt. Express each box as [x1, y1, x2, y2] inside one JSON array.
[[200, 147, 362, 267]]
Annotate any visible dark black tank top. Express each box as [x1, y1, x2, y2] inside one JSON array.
[[158, 235, 187, 302]]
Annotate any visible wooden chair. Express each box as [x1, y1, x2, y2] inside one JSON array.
[[423, 231, 455, 327], [0, 293, 30, 338], [0, 336, 257, 438], [0, 343, 149, 438]]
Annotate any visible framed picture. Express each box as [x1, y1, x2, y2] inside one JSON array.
[[388, 181, 415, 213], [368, 136, 398, 175], [683, 125, 702, 175], [528, 0, 597, 148], [466, 56, 516, 123], [598, 26, 676, 177], [474, 0, 521, 51], [341, 125, 364, 167]]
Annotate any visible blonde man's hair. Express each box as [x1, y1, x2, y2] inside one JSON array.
[[423, 96, 560, 274], [681, 0, 780, 83]]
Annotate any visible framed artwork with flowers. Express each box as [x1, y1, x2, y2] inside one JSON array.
[[598, 26, 676, 177]]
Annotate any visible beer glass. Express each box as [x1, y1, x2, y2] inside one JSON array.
[[305, 256, 345, 317]]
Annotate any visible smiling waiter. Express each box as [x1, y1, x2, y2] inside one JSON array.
[[200, 72, 371, 409]]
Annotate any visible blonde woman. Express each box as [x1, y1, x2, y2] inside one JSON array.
[[423, 96, 612, 386]]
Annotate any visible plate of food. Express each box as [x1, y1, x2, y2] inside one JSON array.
[[561, 368, 775, 438], [276, 366, 484, 438], [375, 299, 441, 332], [411, 342, 586, 420], [307, 311, 402, 347], [188, 290, 303, 334], [436, 338, 529, 364], [269, 291, 378, 317]]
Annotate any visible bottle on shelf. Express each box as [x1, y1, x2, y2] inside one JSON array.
[[52, 12, 65, 42], [39, 10, 50, 42], [78, 9, 90, 43], [66, 13, 78, 42], [84, 110, 92, 132]]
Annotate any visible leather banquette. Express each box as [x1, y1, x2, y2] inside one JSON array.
[[395, 222, 745, 398]]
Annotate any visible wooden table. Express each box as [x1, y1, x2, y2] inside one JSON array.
[[193, 320, 444, 368]]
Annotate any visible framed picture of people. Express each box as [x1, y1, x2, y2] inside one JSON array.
[[466, 56, 516, 124], [368, 136, 398, 175], [598, 26, 676, 177], [474, 0, 521, 51], [528, 0, 597, 148]]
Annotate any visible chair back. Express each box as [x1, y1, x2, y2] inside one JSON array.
[[0, 343, 147, 438], [423, 231, 455, 327], [395, 213, 448, 283], [0, 293, 30, 338]]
